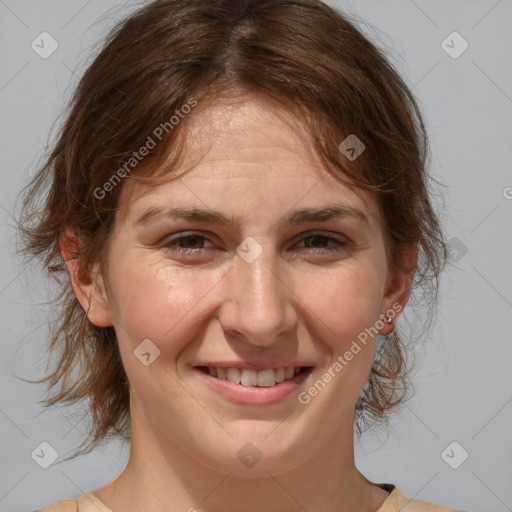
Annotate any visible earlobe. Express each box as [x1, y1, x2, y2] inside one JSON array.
[[379, 242, 419, 335], [60, 227, 112, 328]]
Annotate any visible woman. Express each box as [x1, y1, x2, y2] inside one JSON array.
[[19, 0, 460, 510]]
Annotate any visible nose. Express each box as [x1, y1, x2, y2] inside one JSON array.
[[217, 244, 298, 348]]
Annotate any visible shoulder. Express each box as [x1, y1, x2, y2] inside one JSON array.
[[379, 488, 465, 512], [33, 493, 111, 512], [33, 500, 77, 512]]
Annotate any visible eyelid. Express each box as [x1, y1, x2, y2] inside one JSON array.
[[162, 230, 347, 243], [293, 230, 348, 242]]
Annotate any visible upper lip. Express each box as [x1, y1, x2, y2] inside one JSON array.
[[194, 361, 314, 371]]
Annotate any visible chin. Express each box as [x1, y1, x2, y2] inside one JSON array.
[[196, 426, 310, 477]]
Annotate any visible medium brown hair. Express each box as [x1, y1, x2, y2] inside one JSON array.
[[18, 0, 447, 459]]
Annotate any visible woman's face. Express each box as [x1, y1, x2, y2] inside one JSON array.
[[86, 93, 408, 476]]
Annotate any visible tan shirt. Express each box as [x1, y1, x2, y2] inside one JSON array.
[[33, 487, 464, 511]]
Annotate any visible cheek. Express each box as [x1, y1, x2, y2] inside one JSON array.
[[294, 267, 385, 417], [299, 262, 385, 347], [107, 259, 224, 360]]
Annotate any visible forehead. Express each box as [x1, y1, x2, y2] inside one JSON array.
[[116, 92, 381, 226], [171, 92, 323, 179]]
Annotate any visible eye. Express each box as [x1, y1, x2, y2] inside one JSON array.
[[293, 233, 348, 253], [162, 232, 214, 255], [161, 231, 348, 259]]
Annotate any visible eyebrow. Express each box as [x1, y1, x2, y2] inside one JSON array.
[[135, 204, 371, 229]]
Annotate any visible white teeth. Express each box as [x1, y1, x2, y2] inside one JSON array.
[[257, 369, 276, 387], [208, 366, 303, 387], [285, 367, 295, 379], [240, 369, 258, 386], [226, 367, 241, 384], [275, 367, 286, 383]]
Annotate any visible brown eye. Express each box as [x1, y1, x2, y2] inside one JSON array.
[[162, 233, 214, 254], [296, 233, 347, 252]]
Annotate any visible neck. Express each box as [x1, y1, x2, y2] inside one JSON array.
[[94, 406, 389, 512]]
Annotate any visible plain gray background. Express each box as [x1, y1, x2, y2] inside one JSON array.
[[1, 1, 511, 511]]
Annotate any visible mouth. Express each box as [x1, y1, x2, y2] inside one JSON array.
[[195, 365, 313, 388]]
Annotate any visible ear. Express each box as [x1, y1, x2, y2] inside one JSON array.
[[60, 226, 112, 327], [379, 242, 419, 335]]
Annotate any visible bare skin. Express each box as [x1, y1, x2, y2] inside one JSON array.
[[63, 91, 416, 512]]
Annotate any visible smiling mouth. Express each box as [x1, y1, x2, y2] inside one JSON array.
[[196, 366, 312, 387]]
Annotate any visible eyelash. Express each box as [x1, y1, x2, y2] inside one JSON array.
[[162, 232, 348, 256]]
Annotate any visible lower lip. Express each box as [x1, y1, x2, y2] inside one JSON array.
[[194, 368, 313, 405]]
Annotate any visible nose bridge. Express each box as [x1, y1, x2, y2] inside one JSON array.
[[245, 253, 282, 315], [219, 244, 296, 343]]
